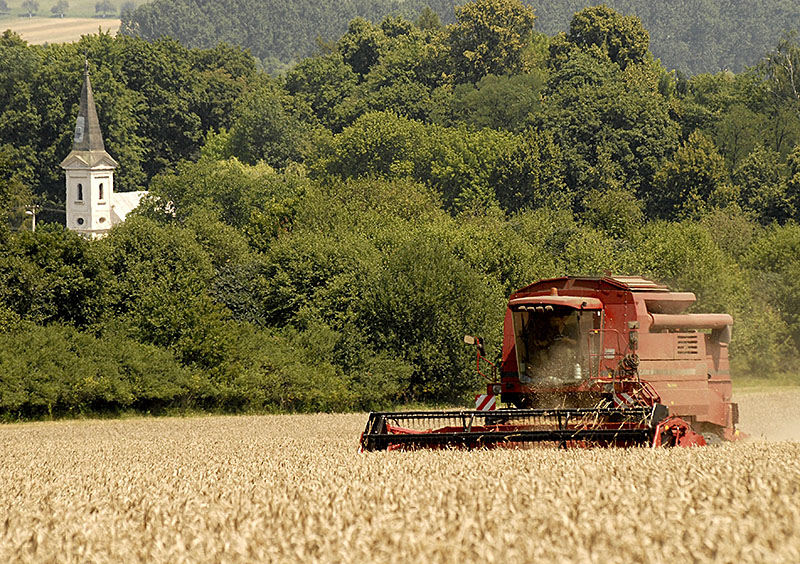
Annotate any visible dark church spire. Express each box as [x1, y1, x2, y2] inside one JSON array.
[[72, 58, 106, 152]]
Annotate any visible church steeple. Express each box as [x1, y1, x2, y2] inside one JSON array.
[[61, 58, 119, 239], [73, 59, 106, 152]]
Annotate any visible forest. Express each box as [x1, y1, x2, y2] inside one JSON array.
[[2, 0, 800, 419], [119, 0, 800, 75]]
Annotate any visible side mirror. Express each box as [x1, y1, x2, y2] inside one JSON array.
[[465, 335, 486, 356]]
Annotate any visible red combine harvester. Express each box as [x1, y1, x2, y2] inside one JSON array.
[[360, 276, 740, 451]]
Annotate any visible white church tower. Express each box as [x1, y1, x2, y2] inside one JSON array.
[[60, 61, 119, 239]]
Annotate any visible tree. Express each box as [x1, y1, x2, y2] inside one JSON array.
[[50, 0, 67, 17], [21, 0, 38, 17], [285, 53, 358, 131], [358, 225, 503, 400], [95, 0, 114, 18], [649, 131, 729, 219], [711, 104, 766, 171], [537, 52, 680, 205], [442, 72, 545, 131], [785, 144, 800, 219], [743, 224, 800, 351], [0, 225, 108, 328], [732, 144, 790, 224], [490, 129, 567, 212], [342, 27, 448, 123], [119, 0, 134, 16], [141, 156, 304, 239], [447, 0, 536, 83], [552, 5, 650, 71], [0, 0, 9, 14], [320, 110, 428, 180], [582, 188, 644, 240], [754, 34, 800, 156], [228, 81, 309, 168], [336, 18, 386, 77], [416, 6, 442, 31], [758, 32, 800, 121]]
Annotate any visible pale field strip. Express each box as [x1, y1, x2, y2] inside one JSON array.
[[0, 390, 798, 564], [0, 17, 119, 44]]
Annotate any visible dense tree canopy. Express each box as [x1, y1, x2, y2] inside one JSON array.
[[119, 0, 800, 75], [3, 2, 800, 418]]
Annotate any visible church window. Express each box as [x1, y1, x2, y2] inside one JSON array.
[[99, 183, 104, 201], [77, 183, 83, 201], [99, 217, 106, 223], [77, 218, 84, 225]]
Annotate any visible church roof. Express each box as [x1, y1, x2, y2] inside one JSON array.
[[73, 61, 105, 152], [111, 191, 148, 224], [61, 61, 118, 170]]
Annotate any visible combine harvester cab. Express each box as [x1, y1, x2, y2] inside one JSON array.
[[360, 276, 740, 451]]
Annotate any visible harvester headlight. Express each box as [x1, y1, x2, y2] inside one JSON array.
[[492, 384, 502, 395]]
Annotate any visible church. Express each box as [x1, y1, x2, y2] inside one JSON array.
[[61, 63, 147, 239]]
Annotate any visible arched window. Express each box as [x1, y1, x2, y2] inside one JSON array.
[[98, 183, 104, 201], [77, 183, 83, 201]]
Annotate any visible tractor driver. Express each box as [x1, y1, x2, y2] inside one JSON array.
[[544, 313, 579, 382], [523, 312, 579, 382], [551, 314, 578, 347]]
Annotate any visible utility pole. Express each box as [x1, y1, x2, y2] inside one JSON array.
[[25, 204, 41, 232]]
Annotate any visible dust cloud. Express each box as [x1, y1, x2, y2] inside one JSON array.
[[735, 388, 800, 441]]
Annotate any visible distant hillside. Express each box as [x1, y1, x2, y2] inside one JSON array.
[[120, 0, 800, 74], [120, 0, 455, 71]]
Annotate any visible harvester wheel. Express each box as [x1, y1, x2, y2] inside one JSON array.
[[701, 432, 723, 446]]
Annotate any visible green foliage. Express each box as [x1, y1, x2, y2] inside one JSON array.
[[743, 224, 800, 349], [539, 50, 679, 204], [732, 145, 791, 224], [552, 5, 649, 71], [490, 128, 567, 212], [141, 157, 305, 239], [623, 220, 739, 310], [118, 0, 800, 76], [0, 33, 257, 200], [438, 72, 545, 130], [319, 110, 427, 179], [228, 80, 311, 168], [416, 6, 442, 31], [649, 131, 729, 219], [757, 32, 800, 118], [0, 321, 196, 418], [447, 0, 536, 84], [20, 0, 37, 16], [359, 227, 503, 400], [787, 146, 800, 216], [285, 53, 358, 131], [582, 187, 644, 240], [95, 0, 114, 16], [0, 225, 107, 328], [319, 110, 517, 212], [5, 4, 800, 421], [337, 17, 387, 77]]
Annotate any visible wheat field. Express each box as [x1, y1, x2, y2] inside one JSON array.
[[1, 390, 799, 563], [0, 17, 120, 44]]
